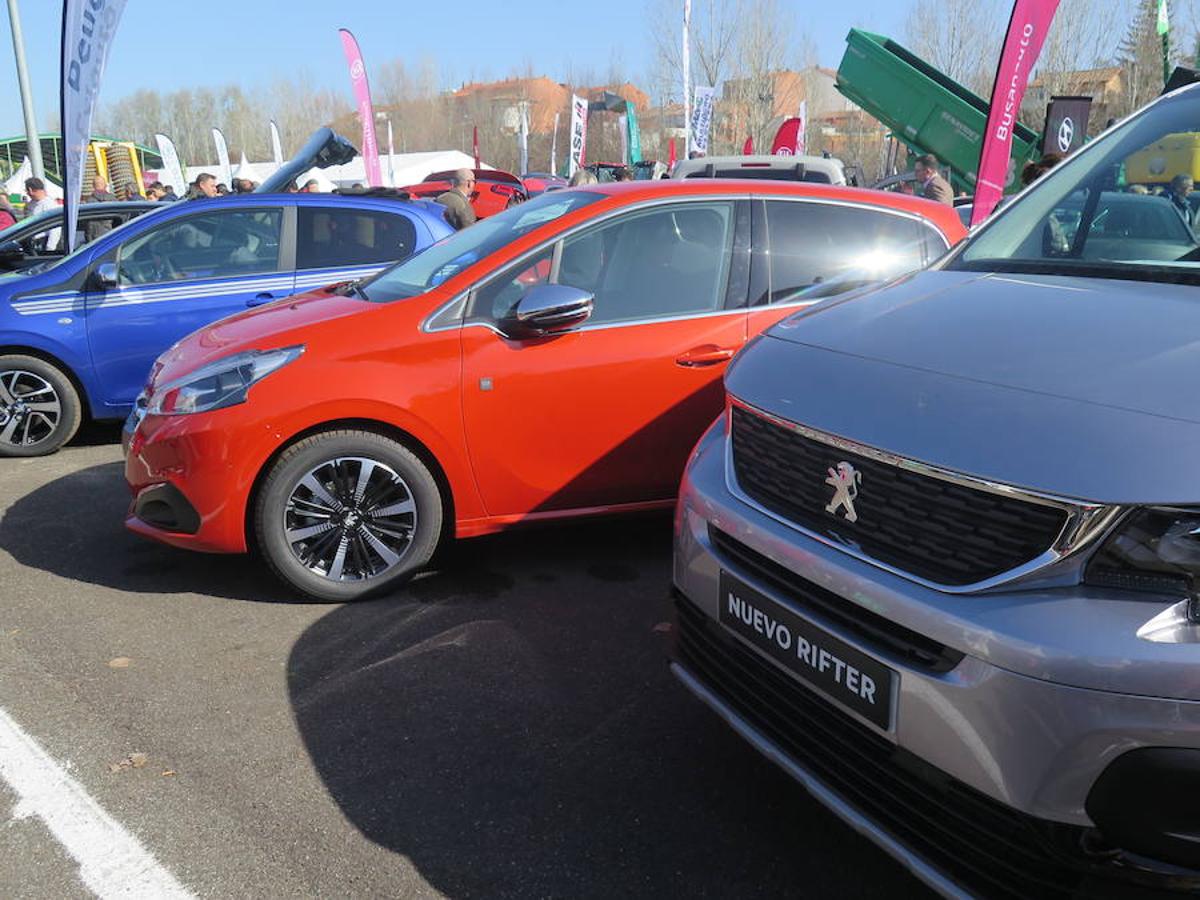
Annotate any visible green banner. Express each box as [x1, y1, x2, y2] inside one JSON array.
[[626, 103, 642, 164]]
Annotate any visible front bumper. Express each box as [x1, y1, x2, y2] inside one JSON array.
[[123, 409, 263, 554], [673, 420, 1200, 898]]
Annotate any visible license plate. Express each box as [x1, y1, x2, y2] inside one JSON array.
[[718, 570, 896, 731]]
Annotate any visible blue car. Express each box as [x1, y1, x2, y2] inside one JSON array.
[[0, 191, 453, 456]]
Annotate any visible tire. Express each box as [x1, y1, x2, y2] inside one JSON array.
[[0, 355, 83, 457], [255, 430, 444, 602]]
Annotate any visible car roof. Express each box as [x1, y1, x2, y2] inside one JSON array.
[[579, 179, 967, 236], [126, 191, 451, 227]]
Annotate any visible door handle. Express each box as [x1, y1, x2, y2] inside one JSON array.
[[246, 292, 275, 308], [675, 345, 737, 368]]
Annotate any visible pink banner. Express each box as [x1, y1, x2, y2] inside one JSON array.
[[338, 29, 382, 188], [971, 0, 1061, 225]]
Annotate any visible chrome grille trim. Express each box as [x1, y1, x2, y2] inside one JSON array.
[[724, 397, 1125, 594]]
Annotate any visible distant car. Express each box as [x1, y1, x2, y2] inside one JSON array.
[[401, 169, 528, 219], [673, 155, 851, 186], [521, 172, 568, 196], [0, 191, 453, 456], [123, 179, 965, 602], [0, 201, 159, 272], [585, 161, 668, 182]]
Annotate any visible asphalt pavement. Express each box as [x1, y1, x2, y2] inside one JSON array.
[[0, 428, 933, 899]]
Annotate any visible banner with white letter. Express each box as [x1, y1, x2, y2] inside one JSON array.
[[568, 94, 589, 176], [60, 0, 129, 251], [690, 86, 716, 154], [212, 128, 232, 189], [971, 0, 1061, 225], [338, 28, 382, 187], [153, 133, 186, 196]]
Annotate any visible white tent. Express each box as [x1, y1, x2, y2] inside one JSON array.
[[4, 157, 64, 200], [184, 150, 493, 193]]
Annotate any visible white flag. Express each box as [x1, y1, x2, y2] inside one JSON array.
[[60, 0, 129, 251], [691, 86, 716, 154], [153, 133, 186, 196], [518, 103, 529, 175], [387, 119, 395, 187], [797, 100, 808, 156], [212, 128, 232, 190], [568, 94, 589, 177], [269, 120, 283, 167]]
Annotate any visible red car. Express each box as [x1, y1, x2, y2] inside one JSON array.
[[401, 169, 527, 219], [124, 181, 965, 600]]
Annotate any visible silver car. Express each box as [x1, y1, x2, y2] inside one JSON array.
[[672, 85, 1200, 897]]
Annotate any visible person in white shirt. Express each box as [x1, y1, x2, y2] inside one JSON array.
[[23, 177, 60, 251]]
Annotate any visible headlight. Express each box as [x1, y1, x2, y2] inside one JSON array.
[[1086, 507, 1200, 623], [147, 346, 303, 415]]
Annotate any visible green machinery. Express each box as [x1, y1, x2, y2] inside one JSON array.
[[836, 29, 1042, 195]]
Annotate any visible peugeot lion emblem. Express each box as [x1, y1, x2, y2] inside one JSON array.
[[825, 462, 862, 523]]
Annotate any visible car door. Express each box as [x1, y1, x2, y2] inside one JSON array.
[[293, 205, 422, 292], [461, 198, 751, 517], [85, 205, 290, 409], [746, 197, 944, 337]]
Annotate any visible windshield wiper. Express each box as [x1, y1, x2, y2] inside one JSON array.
[[332, 279, 369, 299]]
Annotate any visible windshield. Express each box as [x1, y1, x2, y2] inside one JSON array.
[[951, 86, 1200, 283], [359, 190, 604, 302]]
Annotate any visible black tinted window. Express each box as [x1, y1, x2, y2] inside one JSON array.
[[764, 200, 927, 304], [558, 202, 734, 324], [297, 207, 417, 270]]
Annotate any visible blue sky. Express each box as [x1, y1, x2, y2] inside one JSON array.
[[0, 0, 906, 137]]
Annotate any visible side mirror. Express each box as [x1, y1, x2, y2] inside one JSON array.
[[94, 262, 119, 290], [0, 240, 22, 265], [500, 284, 594, 339]]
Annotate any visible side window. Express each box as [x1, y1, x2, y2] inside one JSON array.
[[558, 202, 734, 325], [469, 246, 555, 321], [763, 200, 925, 304], [116, 209, 282, 286], [296, 207, 418, 270]]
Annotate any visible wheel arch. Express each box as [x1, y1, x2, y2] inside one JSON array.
[[244, 417, 457, 552], [0, 343, 93, 420]]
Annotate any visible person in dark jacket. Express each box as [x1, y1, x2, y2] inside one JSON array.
[[436, 169, 477, 230], [83, 175, 119, 241], [914, 154, 954, 205]]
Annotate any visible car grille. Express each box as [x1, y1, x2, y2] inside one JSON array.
[[672, 596, 1168, 900], [708, 527, 964, 674], [729, 405, 1070, 587]]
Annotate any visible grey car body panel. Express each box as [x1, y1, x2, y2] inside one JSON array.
[[726, 270, 1200, 504], [675, 419, 1200, 825]]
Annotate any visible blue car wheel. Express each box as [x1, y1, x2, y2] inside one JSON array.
[[0, 355, 82, 457]]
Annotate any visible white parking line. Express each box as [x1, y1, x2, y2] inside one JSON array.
[[0, 707, 193, 899]]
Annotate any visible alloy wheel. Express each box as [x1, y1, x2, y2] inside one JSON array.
[[283, 456, 417, 582], [0, 369, 62, 449]]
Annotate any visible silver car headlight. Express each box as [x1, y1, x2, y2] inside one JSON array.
[[1086, 507, 1200, 623], [147, 345, 303, 416]]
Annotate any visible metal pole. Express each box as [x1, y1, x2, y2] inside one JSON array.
[[7, 0, 45, 181]]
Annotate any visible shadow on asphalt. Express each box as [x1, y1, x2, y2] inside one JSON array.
[[286, 517, 926, 899], [0, 460, 289, 602]]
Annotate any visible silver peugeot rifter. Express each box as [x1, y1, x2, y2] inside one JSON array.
[[672, 84, 1200, 898]]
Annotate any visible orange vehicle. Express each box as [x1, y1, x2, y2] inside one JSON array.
[[123, 181, 965, 600]]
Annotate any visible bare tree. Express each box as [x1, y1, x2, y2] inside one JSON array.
[[905, 0, 1005, 95]]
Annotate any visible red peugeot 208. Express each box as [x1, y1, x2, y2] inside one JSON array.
[[124, 181, 965, 600]]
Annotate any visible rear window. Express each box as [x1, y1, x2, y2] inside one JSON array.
[[296, 207, 417, 270]]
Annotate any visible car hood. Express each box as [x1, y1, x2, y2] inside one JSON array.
[[153, 286, 373, 384], [728, 270, 1200, 504]]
